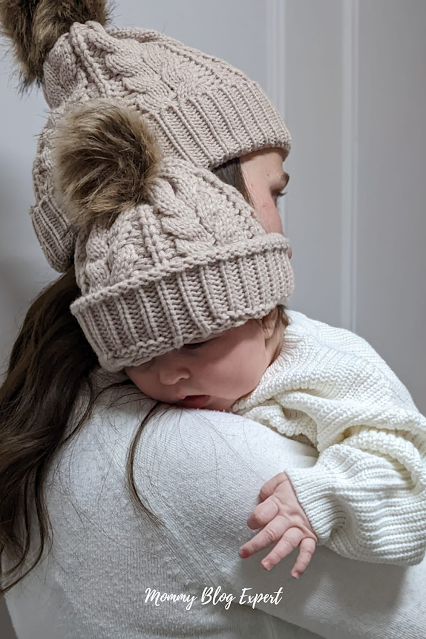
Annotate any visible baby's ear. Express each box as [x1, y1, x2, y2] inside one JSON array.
[[261, 308, 279, 339]]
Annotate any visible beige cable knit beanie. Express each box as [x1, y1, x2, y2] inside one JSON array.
[[0, 0, 291, 273], [52, 103, 293, 372]]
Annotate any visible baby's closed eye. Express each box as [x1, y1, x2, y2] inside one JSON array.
[[182, 336, 219, 351], [183, 342, 205, 350]]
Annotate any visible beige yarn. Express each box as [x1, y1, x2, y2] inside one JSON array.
[[70, 158, 293, 372], [30, 19, 291, 272]]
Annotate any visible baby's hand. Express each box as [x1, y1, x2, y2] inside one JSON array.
[[238, 472, 317, 578]]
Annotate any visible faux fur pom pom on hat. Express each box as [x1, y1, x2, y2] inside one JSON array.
[[0, 0, 113, 87], [52, 100, 162, 231]]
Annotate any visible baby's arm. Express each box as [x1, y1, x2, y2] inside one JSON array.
[[288, 328, 426, 564], [236, 313, 426, 566], [286, 422, 426, 565]]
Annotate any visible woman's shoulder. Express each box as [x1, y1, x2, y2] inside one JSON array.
[[12, 396, 321, 639], [37, 389, 318, 638], [56, 379, 317, 526]]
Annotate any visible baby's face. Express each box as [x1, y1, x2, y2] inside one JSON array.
[[125, 319, 276, 411]]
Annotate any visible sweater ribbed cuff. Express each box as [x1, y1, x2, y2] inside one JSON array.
[[284, 458, 348, 545], [285, 444, 426, 564]]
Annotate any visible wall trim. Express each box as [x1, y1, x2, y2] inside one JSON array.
[[341, 0, 359, 331], [266, 0, 287, 230]]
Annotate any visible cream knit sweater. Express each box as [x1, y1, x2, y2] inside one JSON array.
[[233, 311, 426, 565]]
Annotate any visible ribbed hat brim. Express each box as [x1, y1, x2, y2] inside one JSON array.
[[70, 234, 293, 372], [151, 80, 291, 170]]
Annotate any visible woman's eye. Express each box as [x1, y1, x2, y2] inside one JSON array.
[[274, 190, 287, 202]]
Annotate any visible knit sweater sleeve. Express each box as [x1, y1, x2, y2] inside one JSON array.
[[233, 311, 426, 565]]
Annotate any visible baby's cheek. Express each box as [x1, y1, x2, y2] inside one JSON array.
[[215, 362, 259, 399], [126, 371, 143, 392], [204, 363, 237, 397], [133, 378, 146, 393], [125, 369, 151, 394]]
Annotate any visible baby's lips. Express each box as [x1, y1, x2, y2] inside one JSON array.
[[176, 395, 210, 409]]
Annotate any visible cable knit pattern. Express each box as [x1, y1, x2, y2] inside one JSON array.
[[32, 20, 291, 272], [70, 158, 293, 372], [232, 310, 426, 565]]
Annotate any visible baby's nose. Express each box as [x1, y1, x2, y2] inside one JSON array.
[[158, 363, 191, 386]]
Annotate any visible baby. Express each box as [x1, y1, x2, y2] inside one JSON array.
[[125, 301, 426, 579]]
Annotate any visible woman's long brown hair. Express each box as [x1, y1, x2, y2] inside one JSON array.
[[0, 157, 287, 595]]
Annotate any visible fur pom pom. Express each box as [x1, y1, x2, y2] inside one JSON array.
[[52, 100, 162, 230], [0, 0, 114, 87]]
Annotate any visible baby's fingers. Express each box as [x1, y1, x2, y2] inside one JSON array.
[[247, 495, 280, 530], [261, 527, 305, 571], [291, 536, 317, 578], [258, 472, 288, 501], [239, 514, 288, 559]]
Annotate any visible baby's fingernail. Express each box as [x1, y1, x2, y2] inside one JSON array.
[[292, 572, 300, 579]]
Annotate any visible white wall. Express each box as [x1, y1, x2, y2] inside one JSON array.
[[356, 0, 426, 411], [1, 1, 425, 635], [284, 0, 344, 327], [283, 0, 426, 412]]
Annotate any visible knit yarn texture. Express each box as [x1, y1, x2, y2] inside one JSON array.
[[32, 20, 291, 272], [70, 158, 293, 372]]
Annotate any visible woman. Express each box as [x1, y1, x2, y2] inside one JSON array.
[[1, 2, 426, 638]]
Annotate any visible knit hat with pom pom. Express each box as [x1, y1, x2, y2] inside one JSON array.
[[51, 101, 293, 372], [0, 0, 291, 273]]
